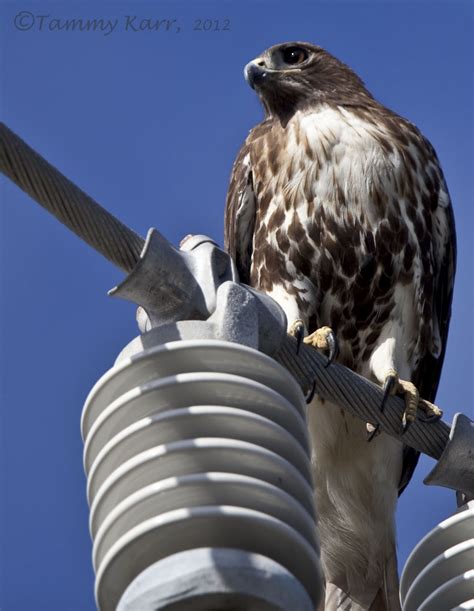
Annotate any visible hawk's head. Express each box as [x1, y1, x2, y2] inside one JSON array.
[[244, 42, 372, 123]]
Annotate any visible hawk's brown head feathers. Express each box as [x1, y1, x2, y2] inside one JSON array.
[[245, 42, 373, 123]]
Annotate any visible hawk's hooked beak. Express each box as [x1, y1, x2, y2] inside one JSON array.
[[244, 59, 267, 89]]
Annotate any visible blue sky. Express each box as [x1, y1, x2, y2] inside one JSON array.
[[0, 1, 472, 609]]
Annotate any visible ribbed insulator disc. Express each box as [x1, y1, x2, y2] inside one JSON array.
[[81, 340, 322, 611]]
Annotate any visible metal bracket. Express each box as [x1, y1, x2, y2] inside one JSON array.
[[109, 228, 287, 357], [424, 413, 474, 502]]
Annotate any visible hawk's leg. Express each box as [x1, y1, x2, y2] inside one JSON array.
[[379, 368, 443, 432]]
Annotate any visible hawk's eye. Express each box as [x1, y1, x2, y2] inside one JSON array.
[[282, 47, 308, 66]]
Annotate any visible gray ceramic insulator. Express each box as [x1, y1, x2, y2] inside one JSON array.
[[82, 229, 322, 611], [400, 502, 474, 610], [81, 337, 322, 611], [116, 548, 316, 611]]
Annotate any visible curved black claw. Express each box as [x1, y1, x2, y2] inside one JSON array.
[[305, 379, 317, 404], [367, 423, 380, 442], [400, 414, 410, 434], [294, 322, 305, 355], [368, 373, 398, 442], [380, 374, 397, 414], [324, 331, 340, 368]]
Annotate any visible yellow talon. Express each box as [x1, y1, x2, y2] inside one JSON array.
[[381, 370, 442, 431], [304, 326, 334, 350], [303, 326, 339, 365]]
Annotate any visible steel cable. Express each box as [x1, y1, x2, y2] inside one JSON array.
[[276, 336, 450, 460], [0, 122, 144, 273]]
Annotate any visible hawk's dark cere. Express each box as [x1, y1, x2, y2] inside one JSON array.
[[225, 42, 456, 610]]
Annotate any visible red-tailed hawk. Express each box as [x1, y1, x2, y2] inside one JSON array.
[[224, 42, 456, 610]]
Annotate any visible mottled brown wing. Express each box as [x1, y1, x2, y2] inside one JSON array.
[[415, 196, 456, 403], [398, 172, 456, 495], [224, 139, 256, 284]]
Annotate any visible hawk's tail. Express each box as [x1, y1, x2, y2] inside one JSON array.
[[320, 545, 401, 611]]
